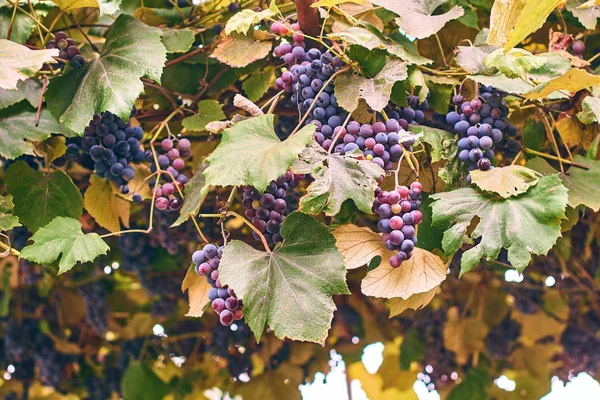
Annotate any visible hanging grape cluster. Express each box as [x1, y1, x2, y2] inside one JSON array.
[[46, 31, 85, 69], [144, 137, 191, 210], [193, 244, 243, 326]]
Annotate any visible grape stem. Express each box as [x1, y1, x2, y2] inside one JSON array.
[[69, 14, 100, 53], [434, 34, 448, 67], [35, 76, 48, 127], [190, 216, 209, 244], [0, 236, 19, 257], [328, 113, 353, 155], [521, 147, 590, 170], [6, 0, 18, 40], [198, 211, 273, 254]]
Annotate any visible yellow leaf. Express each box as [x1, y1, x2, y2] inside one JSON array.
[[379, 340, 418, 391], [510, 343, 563, 378], [338, 3, 384, 32], [525, 68, 600, 99], [211, 34, 272, 68], [120, 312, 155, 340], [387, 286, 438, 317], [556, 113, 596, 148], [51, 0, 119, 15], [443, 307, 489, 364], [312, 0, 367, 7], [113, 163, 152, 201], [512, 310, 566, 345], [488, 0, 562, 51], [350, 225, 446, 299], [333, 224, 385, 269], [232, 362, 304, 400], [35, 136, 66, 163], [84, 174, 130, 233], [347, 361, 418, 400], [181, 267, 211, 318]]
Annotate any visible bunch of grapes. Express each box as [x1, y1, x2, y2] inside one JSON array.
[[445, 86, 512, 181], [78, 281, 109, 335], [571, 40, 585, 59], [385, 94, 430, 130], [46, 31, 85, 69], [74, 111, 145, 194], [485, 314, 521, 359], [149, 210, 198, 255], [193, 244, 243, 326], [118, 231, 156, 272], [241, 171, 304, 245], [144, 137, 191, 211], [373, 182, 423, 267], [324, 119, 415, 172], [208, 319, 254, 379]]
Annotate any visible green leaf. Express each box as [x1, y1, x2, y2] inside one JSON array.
[[468, 74, 546, 96], [219, 212, 349, 343], [456, 39, 498, 74], [523, 120, 546, 151], [527, 156, 600, 212], [0, 7, 36, 44], [469, 166, 543, 198], [172, 162, 209, 227], [425, 76, 455, 114], [20, 217, 109, 274], [524, 68, 600, 100], [0, 195, 20, 232], [0, 39, 57, 90], [243, 66, 275, 102], [0, 79, 42, 110], [161, 28, 195, 53], [121, 362, 170, 400], [224, 1, 278, 35], [45, 14, 166, 132], [291, 144, 384, 216], [182, 100, 226, 133], [484, 49, 571, 79], [335, 58, 407, 112], [447, 364, 491, 400], [204, 114, 315, 191], [399, 328, 425, 370], [370, 0, 465, 39], [409, 125, 456, 163], [577, 96, 600, 124], [431, 175, 568, 274], [0, 104, 76, 159], [6, 161, 83, 232]]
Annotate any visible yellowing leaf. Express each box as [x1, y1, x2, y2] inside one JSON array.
[[50, 0, 120, 15], [347, 361, 418, 400], [84, 174, 130, 233], [333, 224, 387, 269], [510, 343, 563, 378], [232, 363, 303, 400], [487, 0, 562, 51], [350, 225, 447, 299], [224, 2, 278, 35], [0, 40, 57, 90], [312, 0, 367, 7], [470, 166, 543, 198], [211, 34, 272, 68], [113, 163, 152, 201], [387, 287, 438, 317], [181, 266, 211, 317], [555, 113, 595, 148], [443, 307, 489, 364], [524, 68, 600, 99]]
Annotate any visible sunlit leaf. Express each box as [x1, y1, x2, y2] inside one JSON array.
[[0, 40, 57, 90], [181, 266, 211, 317], [84, 174, 130, 233], [469, 166, 543, 198], [210, 33, 272, 68]]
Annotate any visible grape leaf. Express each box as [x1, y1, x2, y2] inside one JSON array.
[[346, 360, 418, 400], [567, 0, 600, 29], [313, 0, 368, 6], [204, 114, 315, 192], [219, 212, 349, 343], [182, 100, 226, 133], [370, 0, 464, 39], [0, 79, 42, 110], [243, 66, 275, 102], [524, 68, 600, 99], [0, 39, 57, 90], [431, 175, 568, 274], [387, 287, 438, 317], [45, 15, 166, 132], [161, 28, 195, 53], [35, 136, 67, 163], [469, 166, 543, 198], [484, 49, 571, 79], [0, 105, 76, 160], [49, 0, 121, 16], [447, 365, 491, 400], [172, 162, 209, 227], [443, 307, 489, 364], [409, 125, 456, 163], [210, 33, 272, 68], [577, 96, 600, 124], [335, 58, 407, 112], [231, 363, 303, 400], [332, 224, 386, 269], [224, 1, 278, 35], [0, 195, 20, 232], [121, 361, 169, 400], [291, 144, 384, 216], [84, 175, 130, 233], [6, 161, 83, 232], [526, 156, 600, 212], [181, 266, 211, 317], [20, 217, 109, 274], [0, 8, 37, 44]]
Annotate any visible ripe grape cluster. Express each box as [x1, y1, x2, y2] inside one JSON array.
[[445, 86, 511, 181], [193, 244, 243, 326], [385, 94, 430, 130], [78, 282, 109, 335], [373, 182, 423, 267], [144, 137, 191, 211], [46, 31, 85, 69], [241, 171, 304, 245], [272, 22, 347, 144], [325, 119, 415, 172], [72, 111, 145, 194]]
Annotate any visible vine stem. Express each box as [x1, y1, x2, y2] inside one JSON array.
[[69, 14, 100, 53], [588, 52, 600, 64], [434, 34, 448, 67], [198, 211, 272, 254], [290, 66, 350, 136], [6, 0, 18, 40], [35, 76, 48, 126], [521, 147, 590, 169], [190, 216, 209, 244], [42, 10, 63, 45], [540, 114, 564, 173], [0, 239, 20, 257]]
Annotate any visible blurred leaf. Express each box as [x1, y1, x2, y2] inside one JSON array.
[[210, 33, 272, 68], [20, 217, 109, 274], [510, 343, 563, 377], [470, 166, 542, 198], [182, 100, 226, 133], [0, 39, 57, 90], [243, 66, 275, 102], [122, 362, 170, 400], [50, 0, 120, 15], [577, 96, 600, 124], [0, 195, 19, 232], [219, 212, 349, 343], [84, 174, 130, 233], [447, 364, 491, 400], [523, 120, 546, 151], [232, 363, 303, 400], [161, 28, 195, 53], [443, 307, 489, 364], [399, 328, 425, 369], [347, 360, 418, 400], [35, 136, 66, 163]]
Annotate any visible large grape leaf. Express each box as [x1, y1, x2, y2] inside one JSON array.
[[224, 1, 278, 35], [469, 166, 543, 198], [49, 0, 121, 15], [6, 161, 83, 232], [0, 8, 38, 44], [172, 162, 209, 227], [526, 156, 600, 212], [370, 0, 464, 39], [0, 79, 43, 110], [121, 361, 169, 400], [210, 33, 272, 68], [484, 49, 571, 80], [83, 175, 130, 233], [0, 105, 76, 159], [20, 217, 109, 274], [335, 58, 407, 112], [387, 287, 438, 317], [0, 195, 20, 232], [431, 175, 568, 275], [0, 39, 57, 89], [219, 212, 349, 344], [291, 144, 383, 216], [332, 224, 447, 299], [203, 114, 315, 192], [45, 15, 166, 132], [567, 0, 600, 29]]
